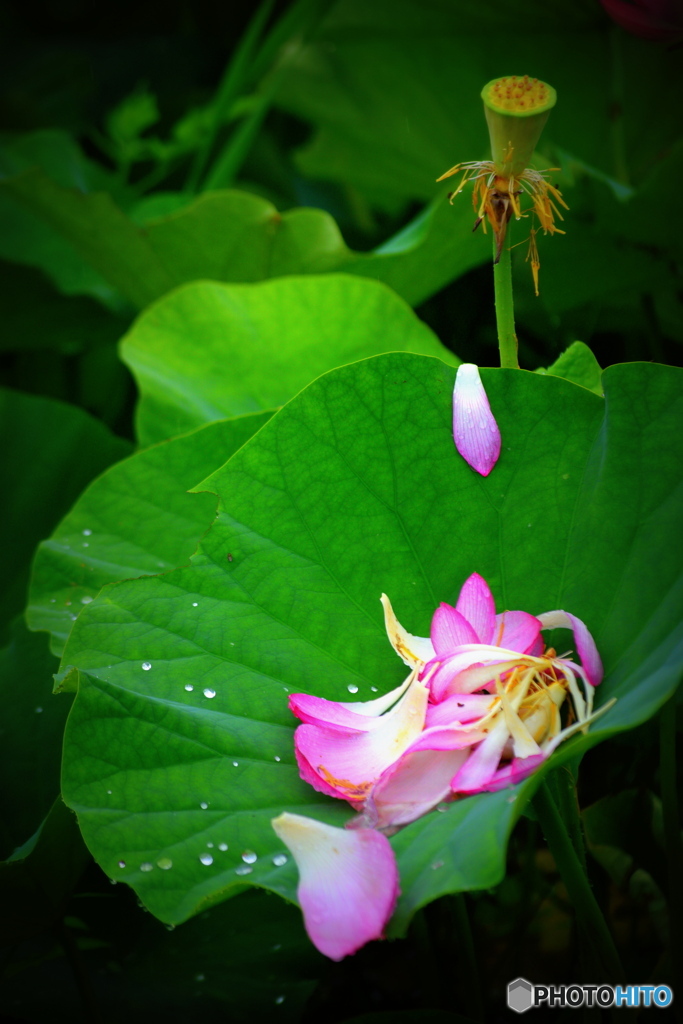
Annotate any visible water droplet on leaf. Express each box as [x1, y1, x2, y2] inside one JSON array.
[[199, 853, 214, 866]]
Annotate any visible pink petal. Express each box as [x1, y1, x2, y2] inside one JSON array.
[[477, 753, 547, 792], [290, 694, 385, 734], [271, 812, 399, 961], [358, 724, 483, 829], [451, 716, 510, 793], [491, 611, 542, 654], [452, 363, 501, 476], [289, 675, 413, 733], [425, 693, 497, 728], [430, 604, 479, 655], [537, 610, 604, 686], [293, 678, 429, 805], [425, 645, 526, 702], [455, 572, 496, 643]]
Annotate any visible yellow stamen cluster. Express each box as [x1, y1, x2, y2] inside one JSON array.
[[484, 75, 553, 114], [436, 159, 568, 294]]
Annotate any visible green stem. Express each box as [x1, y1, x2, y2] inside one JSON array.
[[534, 781, 625, 983], [184, 0, 276, 195], [660, 696, 683, 1016], [492, 228, 519, 368]]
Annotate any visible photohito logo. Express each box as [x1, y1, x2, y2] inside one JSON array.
[[507, 978, 673, 1012]]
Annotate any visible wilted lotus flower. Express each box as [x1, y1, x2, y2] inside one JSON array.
[[274, 573, 612, 959], [437, 75, 568, 294]]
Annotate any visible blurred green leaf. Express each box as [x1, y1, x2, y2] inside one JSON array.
[[0, 798, 89, 945], [106, 85, 160, 148], [0, 131, 130, 304], [0, 388, 130, 633], [120, 274, 458, 445], [58, 357, 682, 932], [0, 261, 128, 354], [28, 413, 272, 656], [2, 172, 488, 310], [0, 619, 69, 858]]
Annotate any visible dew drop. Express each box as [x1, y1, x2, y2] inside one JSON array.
[[140, 862, 153, 872], [370, 687, 378, 692], [347, 684, 359, 694], [106, 789, 112, 795], [81, 595, 93, 604], [275, 996, 286, 1005], [272, 943, 282, 951], [218, 842, 228, 852], [110, 878, 117, 885], [185, 684, 194, 692], [82, 529, 92, 536], [69, 613, 77, 621], [157, 857, 173, 870], [192, 602, 198, 607], [200, 802, 209, 809], [235, 864, 252, 876], [142, 661, 152, 671], [206, 842, 214, 849], [166, 924, 175, 931], [50, 598, 56, 603], [272, 854, 287, 867], [118, 860, 126, 868], [65, 600, 71, 606], [195, 973, 205, 982], [82, 542, 89, 548], [35, 706, 43, 714], [431, 860, 444, 871], [274, 756, 281, 762], [199, 852, 214, 866], [506, 793, 517, 804], [203, 688, 216, 699], [232, 761, 239, 767], [241, 850, 257, 864]]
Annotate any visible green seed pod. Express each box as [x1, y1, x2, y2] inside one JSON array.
[[481, 75, 557, 177]]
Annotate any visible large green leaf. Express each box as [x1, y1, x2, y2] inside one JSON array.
[[27, 413, 272, 656], [59, 355, 682, 936], [1, 173, 486, 309], [0, 388, 130, 635], [120, 274, 458, 445]]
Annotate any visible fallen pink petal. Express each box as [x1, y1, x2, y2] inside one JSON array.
[[271, 812, 399, 961], [452, 364, 502, 476]]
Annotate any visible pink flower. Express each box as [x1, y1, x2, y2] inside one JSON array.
[[452, 365, 501, 477], [275, 573, 611, 960]]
